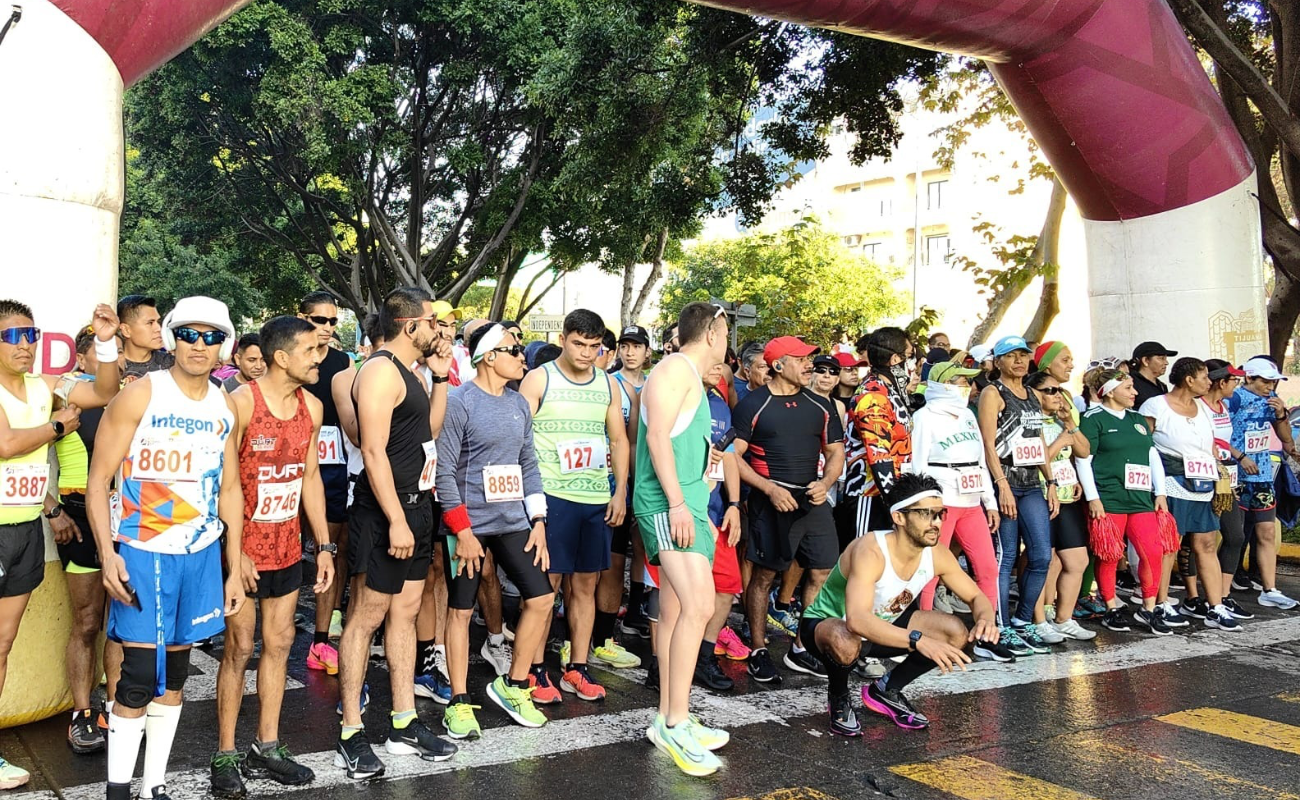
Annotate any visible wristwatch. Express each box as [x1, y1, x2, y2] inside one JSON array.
[[908, 630, 923, 651], [318, 543, 338, 555], [429, 374, 450, 384], [531, 516, 548, 527], [44, 505, 63, 520], [728, 500, 741, 509], [51, 419, 65, 437]]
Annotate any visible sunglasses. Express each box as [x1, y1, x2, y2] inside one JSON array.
[[0, 327, 40, 346], [812, 366, 841, 376], [490, 344, 526, 358], [1037, 386, 1063, 395], [173, 327, 229, 347], [900, 507, 948, 522], [308, 315, 340, 327]]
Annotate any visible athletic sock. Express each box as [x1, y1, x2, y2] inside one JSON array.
[[340, 724, 362, 740], [791, 643, 806, 655], [774, 601, 790, 612], [391, 709, 416, 730], [507, 677, 529, 690], [487, 632, 505, 647], [313, 631, 330, 645], [593, 610, 618, 645], [826, 658, 851, 699], [253, 739, 278, 754], [141, 701, 182, 795], [418, 639, 436, 673], [106, 712, 146, 785], [885, 652, 935, 693]]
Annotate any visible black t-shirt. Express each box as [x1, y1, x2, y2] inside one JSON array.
[[122, 350, 174, 384], [733, 386, 843, 486], [1132, 372, 1168, 412], [305, 346, 353, 429]]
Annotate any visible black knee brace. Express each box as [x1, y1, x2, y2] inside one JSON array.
[[164, 648, 191, 692], [115, 647, 156, 709]]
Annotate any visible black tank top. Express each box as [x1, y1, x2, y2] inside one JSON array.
[[354, 352, 431, 500], [305, 347, 353, 429], [993, 380, 1044, 490]]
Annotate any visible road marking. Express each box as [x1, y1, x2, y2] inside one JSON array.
[[1277, 691, 1300, 704], [725, 789, 842, 800], [890, 755, 1103, 800], [1071, 734, 1300, 800], [1157, 707, 1300, 756], [18, 615, 1300, 800], [182, 647, 305, 703]]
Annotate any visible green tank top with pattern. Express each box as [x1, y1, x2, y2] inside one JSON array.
[[533, 361, 614, 504]]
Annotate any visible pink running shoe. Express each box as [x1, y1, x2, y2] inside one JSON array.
[[714, 626, 751, 661], [307, 641, 339, 675]]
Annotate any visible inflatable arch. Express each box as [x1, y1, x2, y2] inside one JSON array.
[[0, 0, 1266, 723]]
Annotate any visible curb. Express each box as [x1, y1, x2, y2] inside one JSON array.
[[1281, 542, 1300, 564]]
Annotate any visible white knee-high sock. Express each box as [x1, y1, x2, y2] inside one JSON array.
[[107, 712, 147, 785], [141, 701, 182, 795]]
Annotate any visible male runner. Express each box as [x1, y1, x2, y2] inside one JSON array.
[[519, 309, 631, 701], [210, 316, 335, 796], [437, 323, 555, 738], [222, 334, 265, 393], [335, 287, 456, 779], [609, 325, 651, 640], [87, 296, 242, 800], [117, 295, 174, 382], [634, 301, 731, 777], [801, 473, 998, 734], [0, 301, 120, 785]]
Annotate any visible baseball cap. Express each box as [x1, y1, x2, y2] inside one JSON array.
[[831, 352, 868, 369], [617, 325, 650, 347], [1243, 357, 1286, 381], [430, 301, 462, 321], [969, 344, 993, 364], [812, 355, 842, 371], [925, 346, 951, 364], [164, 296, 234, 339], [1132, 341, 1177, 360], [764, 336, 820, 366], [928, 360, 982, 385], [992, 335, 1031, 357]]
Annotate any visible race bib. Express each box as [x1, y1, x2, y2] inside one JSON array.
[[1124, 463, 1152, 492], [483, 464, 524, 503], [1245, 426, 1271, 454], [1228, 464, 1239, 487], [419, 441, 437, 492], [1052, 460, 1078, 487], [705, 457, 725, 482], [132, 440, 202, 483], [956, 466, 985, 495], [253, 479, 302, 523], [557, 438, 607, 475], [1183, 454, 1218, 482], [1011, 436, 1045, 467], [0, 463, 48, 507], [317, 426, 346, 466]]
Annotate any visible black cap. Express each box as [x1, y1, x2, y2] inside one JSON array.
[[1132, 341, 1177, 360], [925, 346, 951, 364], [812, 354, 840, 370], [618, 325, 650, 347]]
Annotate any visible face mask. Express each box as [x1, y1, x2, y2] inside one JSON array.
[[955, 385, 971, 404], [891, 365, 910, 385]]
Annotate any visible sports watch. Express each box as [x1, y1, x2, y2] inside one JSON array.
[[318, 543, 339, 555], [908, 630, 923, 651]]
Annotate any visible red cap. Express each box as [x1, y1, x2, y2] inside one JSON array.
[[764, 336, 820, 366], [832, 352, 867, 368]]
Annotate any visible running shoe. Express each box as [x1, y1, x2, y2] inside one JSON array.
[[852, 657, 888, 679], [243, 743, 315, 785], [1223, 597, 1255, 619], [329, 609, 343, 640], [746, 647, 782, 683], [715, 626, 751, 661], [766, 602, 799, 637], [1231, 572, 1252, 592], [997, 626, 1035, 657], [67, 708, 106, 754], [1179, 596, 1209, 620], [1101, 608, 1132, 632], [334, 730, 384, 780], [694, 653, 734, 691], [828, 693, 862, 737], [1132, 608, 1172, 636], [685, 714, 730, 750], [1081, 595, 1109, 616], [1049, 619, 1097, 641], [932, 587, 955, 615], [1116, 570, 1139, 595], [646, 715, 721, 777], [432, 646, 450, 682], [337, 682, 370, 716], [369, 631, 385, 660], [783, 648, 829, 678], [481, 637, 513, 677], [1205, 606, 1242, 631], [618, 616, 651, 640], [414, 673, 452, 705], [1031, 622, 1065, 645], [973, 639, 1018, 662], [1259, 589, 1299, 610], [307, 642, 339, 675], [591, 638, 642, 669], [862, 680, 929, 730], [442, 699, 482, 739], [503, 622, 516, 642], [1250, 575, 1265, 592], [488, 676, 548, 727], [385, 719, 458, 761], [560, 665, 606, 701], [1011, 623, 1052, 653], [209, 752, 246, 798], [558, 640, 571, 667], [1157, 602, 1192, 628], [528, 668, 562, 705]]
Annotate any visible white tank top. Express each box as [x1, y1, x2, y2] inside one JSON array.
[[112, 370, 233, 554], [872, 529, 935, 622], [0, 375, 52, 523]]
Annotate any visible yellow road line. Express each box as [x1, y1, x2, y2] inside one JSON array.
[[1277, 691, 1300, 704], [1158, 707, 1300, 756], [890, 755, 1104, 800]]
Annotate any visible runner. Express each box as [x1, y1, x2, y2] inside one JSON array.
[[1196, 359, 1254, 621], [86, 296, 240, 800], [634, 301, 731, 777], [436, 323, 555, 738], [518, 309, 632, 702], [1074, 369, 1173, 636], [335, 287, 457, 779], [211, 316, 336, 797], [611, 325, 651, 641], [221, 334, 265, 393], [801, 473, 998, 735], [1129, 341, 1177, 410], [734, 342, 769, 405], [116, 295, 174, 382], [830, 352, 865, 406]]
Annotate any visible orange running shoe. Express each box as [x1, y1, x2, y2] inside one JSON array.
[[560, 665, 606, 701], [528, 669, 562, 705]]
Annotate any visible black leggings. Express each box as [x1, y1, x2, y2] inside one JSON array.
[[443, 530, 553, 609]]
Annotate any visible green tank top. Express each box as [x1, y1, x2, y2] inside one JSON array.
[[631, 356, 712, 519], [533, 361, 614, 504], [805, 559, 848, 621], [55, 430, 89, 491]]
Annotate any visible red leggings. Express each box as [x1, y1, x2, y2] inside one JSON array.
[[920, 505, 999, 610], [1095, 511, 1163, 602]]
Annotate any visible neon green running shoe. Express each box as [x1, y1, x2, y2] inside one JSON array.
[[648, 715, 721, 777], [591, 638, 641, 669], [487, 677, 547, 728], [442, 701, 482, 740], [687, 714, 729, 751]]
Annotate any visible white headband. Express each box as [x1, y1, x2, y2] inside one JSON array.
[[889, 490, 943, 514], [471, 324, 508, 365], [1100, 377, 1125, 397]]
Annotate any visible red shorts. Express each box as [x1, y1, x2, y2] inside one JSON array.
[[643, 524, 741, 595]]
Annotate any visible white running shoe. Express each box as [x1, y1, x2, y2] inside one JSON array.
[[481, 637, 513, 677], [1033, 622, 1065, 644], [1258, 589, 1298, 610], [1050, 619, 1097, 641]]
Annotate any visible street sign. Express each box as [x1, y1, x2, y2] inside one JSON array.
[[528, 315, 565, 333]]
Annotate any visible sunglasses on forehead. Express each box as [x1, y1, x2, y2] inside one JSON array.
[[0, 327, 40, 346], [173, 327, 229, 347]]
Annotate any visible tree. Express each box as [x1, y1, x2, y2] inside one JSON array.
[[658, 218, 907, 347], [119, 220, 265, 326]]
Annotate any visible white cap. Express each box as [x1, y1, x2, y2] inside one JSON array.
[[1243, 357, 1286, 381], [164, 296, 235, 339], [969, 344, 993, 364]]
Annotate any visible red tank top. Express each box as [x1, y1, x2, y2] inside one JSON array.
[[240, 381, 314, 570]]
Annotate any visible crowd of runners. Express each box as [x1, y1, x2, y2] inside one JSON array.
[[0, 287, 1294, 793]]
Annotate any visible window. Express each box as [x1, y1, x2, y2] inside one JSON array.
[[849, 186, 862, 193], [927, 179, 948, 210], [878, 199, 892, 217], [862, 242, 883, 259], [925, 235, 952, 266]]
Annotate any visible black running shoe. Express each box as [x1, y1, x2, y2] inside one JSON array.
[[1231, 572, 1252, 592], [385, 720, 457, 762], [106, 782, 132, 800], [209, 753, 246, 798], [828, 692, 861, 737], [645, 656, 659, 691], [1180, 597, 1209, 620], [747, 648, 782, 684], [862, 681, 929, 730], [1223, 597, 1255, 619], [693, 653, 734, 691], [618, 616, 651, 640], [243, 743, 314, 786], [1157, 604, 1192, 628], [67, 709, 105, 754], [1101, 608, 1132, 632], [334, 730, 385, 779], [1132, 608, 1172, 636], [972, 639, 1017, 663], [146, 786, 173, 800], [782, 648, 828, 678]]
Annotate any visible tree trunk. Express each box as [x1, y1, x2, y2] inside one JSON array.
[[1268, 268, 1300, 364], [489, 247, 526, 321], [627, 228, 670, 326]]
